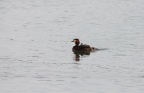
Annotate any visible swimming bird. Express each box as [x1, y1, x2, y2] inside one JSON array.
[[71, 38, 98, 52]]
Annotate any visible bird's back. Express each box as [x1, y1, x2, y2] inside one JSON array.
[[72, 44, 91, 51]]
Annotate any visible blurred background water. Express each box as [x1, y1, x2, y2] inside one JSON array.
[[0, 0, 144, 93]]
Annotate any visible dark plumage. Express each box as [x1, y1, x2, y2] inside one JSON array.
[[71, 39, 97, 52]]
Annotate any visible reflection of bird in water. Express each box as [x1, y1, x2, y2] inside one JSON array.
[[73, 51, 91, 61], [71, 38, 98, 61]]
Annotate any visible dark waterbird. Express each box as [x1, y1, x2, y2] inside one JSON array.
[[71, 38, 99, 61], [71, 38, 98, 52]]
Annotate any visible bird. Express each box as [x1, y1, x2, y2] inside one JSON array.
[[71, 38, 98, 52]]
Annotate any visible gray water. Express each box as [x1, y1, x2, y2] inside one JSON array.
[[0, 0, 144, 93]]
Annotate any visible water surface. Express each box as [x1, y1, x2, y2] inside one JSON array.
[[0, 0, 144, 93]]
